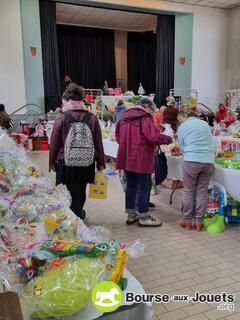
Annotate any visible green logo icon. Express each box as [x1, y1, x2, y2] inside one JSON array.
[[92, 281, 123, 312]]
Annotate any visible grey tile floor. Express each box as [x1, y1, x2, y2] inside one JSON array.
[[30, 151, 240, 320]]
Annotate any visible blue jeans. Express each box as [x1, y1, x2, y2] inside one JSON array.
[[125, 171, 152, 219]]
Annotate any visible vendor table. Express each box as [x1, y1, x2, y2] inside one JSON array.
[[22, 269, 152, 320], [69, 269, 152, 320], [102, 139, 240, 203], [166, 154, 240, 203], [101, 96, 122, 108], [18, 198, 153, 320], [101, 96, 148, 108]]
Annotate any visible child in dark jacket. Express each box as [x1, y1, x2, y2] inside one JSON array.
[[0, 104, 13, 131]]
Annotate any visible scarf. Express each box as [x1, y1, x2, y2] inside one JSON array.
[[62, 99, 86, 112]]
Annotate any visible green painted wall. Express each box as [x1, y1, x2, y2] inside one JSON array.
[[174, 13, 193, 91], [20, 0, 44, 112]]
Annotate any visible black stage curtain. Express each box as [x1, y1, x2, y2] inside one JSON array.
[[127, 31, 156, 95], [39, 0, 61, 111], [57, 25, 116, 90], [155, 15, 175, 105]]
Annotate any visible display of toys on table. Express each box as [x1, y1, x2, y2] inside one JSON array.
[[0, 162, 11, 192], [125, 95, 141, 104], [228, 121, 240, 137], [217, 139, 238, 159], [44, 209, 78, 238], [24, 257, 104, 319], [215, 158, 240, 169], [215, 138, 240, 168], [10, 133, 29, 150], [0, 129, 145, 319]]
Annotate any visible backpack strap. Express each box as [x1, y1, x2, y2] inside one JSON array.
[[81, 112, 92, 124], [64, 111, 92, 124], [64, 111, 79, 123]]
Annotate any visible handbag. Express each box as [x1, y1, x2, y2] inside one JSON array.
[[155, 147, 168, 186]]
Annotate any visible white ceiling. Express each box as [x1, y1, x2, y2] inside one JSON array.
[[56, 4, 157, 32], [163, 0, 240, 9], [56, 1, 240, 31]]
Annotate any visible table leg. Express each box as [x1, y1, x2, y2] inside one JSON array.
[[169, 180, 179, 204]]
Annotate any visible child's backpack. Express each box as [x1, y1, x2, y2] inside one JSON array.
[[64, 111, 94, 167]]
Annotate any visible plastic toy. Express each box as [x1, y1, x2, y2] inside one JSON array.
[[170, 144, 181, 157], [41, 238, 121, 261], [215, 158, 240, 169], [206, 201, 218, 217], [0, 199, 10, 217], [44, 258, 66, 273], [26, 166, 41, 178], [44, 211, 77, 238], [110, 249, 128, 285], [220, 139, 238, 159], [0, 168, 11, 192], [26, 258, 103, 318], [225, 197, 240, 223], [203, 214, 218, 230], [11, 200, 38, 222], [13, 187, 33, 199], [16, 255, 47, 282], [41, 238, 95, 258], [0, 225, 15, 246], [204, 186, 226, 234]]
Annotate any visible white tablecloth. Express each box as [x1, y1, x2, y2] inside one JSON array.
[[101, 96, 148, 108], [166, 155, 240, 202], [213, 166, 240, 202], [103, 137, 240, 160], [101, 96, 122, 108], [102, 139, 240, 201]]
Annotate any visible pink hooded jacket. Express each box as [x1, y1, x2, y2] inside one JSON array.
[[116, 106, 171, 174]]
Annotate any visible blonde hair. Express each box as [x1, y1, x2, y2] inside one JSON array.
[[179, 105, 199, 118]]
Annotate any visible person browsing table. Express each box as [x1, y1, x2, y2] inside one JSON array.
[[178, 105, 214, 231], [116, 98, 171, 227]]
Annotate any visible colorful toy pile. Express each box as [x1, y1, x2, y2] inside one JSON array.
[[215, 158, 240, 169], [228, 121, 240, 138], [215, 138, 240, 169], [203, 188, 240, 232], [203, 185, 226, 234], [0, 130, 144, 319]]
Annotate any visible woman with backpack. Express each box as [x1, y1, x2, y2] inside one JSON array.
[[49, 83, 105, 219]]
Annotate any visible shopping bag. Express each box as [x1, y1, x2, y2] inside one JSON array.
[[155, 151, 168, 186], [89, 171, 108, 199]]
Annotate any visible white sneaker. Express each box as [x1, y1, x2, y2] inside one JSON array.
[[138, 216, 162, 227], [126, 213, 139, 225]]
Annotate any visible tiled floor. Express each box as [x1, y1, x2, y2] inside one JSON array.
[[31, 151, 240, 320]]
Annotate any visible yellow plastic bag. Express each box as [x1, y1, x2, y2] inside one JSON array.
[[89, 172, 108, 200]]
